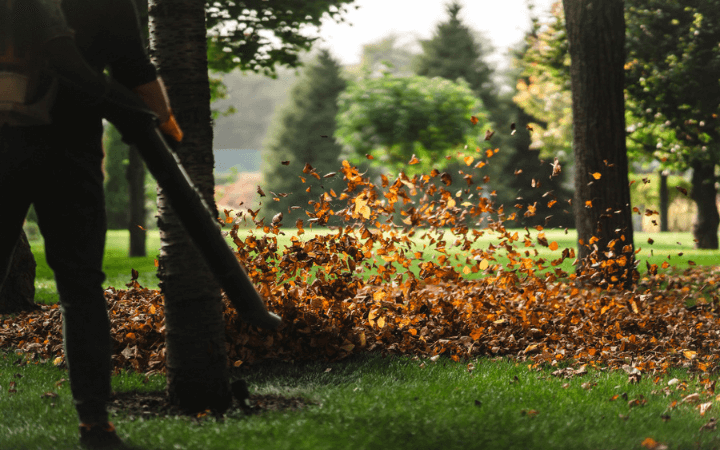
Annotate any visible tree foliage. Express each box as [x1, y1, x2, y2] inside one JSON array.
[[336, 73, 487, 175], [625, 0, 720, 170], [206, 0, 357, 76], [261, 49, 347, 225], [413, 1, 496, 111]]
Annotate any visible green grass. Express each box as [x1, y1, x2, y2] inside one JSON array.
[[2, 352, 719, 450]]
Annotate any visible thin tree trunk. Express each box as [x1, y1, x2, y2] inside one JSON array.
[[0, 231, 38, 314], [149, 0, 231, 413], [563, 0, 635, 287], [690, 161, 719, 249], [127, 146, 147, 257], [659, 170, 669, 232]]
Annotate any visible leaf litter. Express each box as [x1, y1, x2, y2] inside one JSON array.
[[1, 156, 719, 398]]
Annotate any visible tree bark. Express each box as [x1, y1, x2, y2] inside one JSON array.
[[149, 0, 231, 413], [0, 231, 39, 314], [127, 146, 147, 257], [659, 170, 669, 232], [563, 0, 635, 287], [690, 161, 719, 249]]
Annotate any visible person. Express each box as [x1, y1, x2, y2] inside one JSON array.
[[0, 0, 181, 448]]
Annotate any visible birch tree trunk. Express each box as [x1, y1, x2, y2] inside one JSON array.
[[148, 0, 231, 413]]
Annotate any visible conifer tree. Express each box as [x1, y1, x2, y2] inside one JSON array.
[[414, 1, 496, 111], [260, 49, 347, 226]]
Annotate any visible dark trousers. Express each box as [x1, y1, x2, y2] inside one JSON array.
[[0, 125, 111, 424]]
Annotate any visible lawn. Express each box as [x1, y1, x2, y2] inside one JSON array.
[[2, 352, 720, 450], [6, 228, 719, 449]]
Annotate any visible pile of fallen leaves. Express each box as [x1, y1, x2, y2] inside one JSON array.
[[1, 155, 719, 376]]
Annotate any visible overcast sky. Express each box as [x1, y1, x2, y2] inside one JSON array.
[[315, 0, 558, 69]]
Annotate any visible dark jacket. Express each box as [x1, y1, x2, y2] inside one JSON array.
[[51, 0, 157, 140]]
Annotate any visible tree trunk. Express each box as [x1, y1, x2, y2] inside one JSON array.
[[149, 0, 231, 413], [127, 146, 147, 257], [563, 0, 635, 287], [690, 161, 719, 249], [659, 170, 669, 232], [0, 231, 39, 314]]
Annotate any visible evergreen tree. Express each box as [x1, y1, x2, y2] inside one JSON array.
[[414, 1, 573, 228], [260, 49, 347, 226], [413, 1, 496, 111]]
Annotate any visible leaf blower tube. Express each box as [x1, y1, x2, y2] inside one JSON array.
[[44, 38, 282, 330]]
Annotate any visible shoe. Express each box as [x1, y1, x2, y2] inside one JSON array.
[[79, 422, 125, 449]]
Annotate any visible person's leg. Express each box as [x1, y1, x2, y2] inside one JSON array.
[[33, 145, 111, 425], [0, 130, 34, 292]]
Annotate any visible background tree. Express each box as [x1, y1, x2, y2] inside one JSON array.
[[336, 73, 487, 176], [412, 1, 573, 229], [103, 125, 131, 231], [563, 0, 635, 286], [625, 0, 720, 248], [261, 49, 347, 225], [517, 1, 720, 244], [413, 1, 496, 112]]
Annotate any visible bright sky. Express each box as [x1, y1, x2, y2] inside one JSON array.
[[316, 0, 558, 69]]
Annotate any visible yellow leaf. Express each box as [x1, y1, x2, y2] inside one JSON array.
[[684, 350, 697, 360], [479, 259, 489, 270], [591, 172, 602, 180]]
